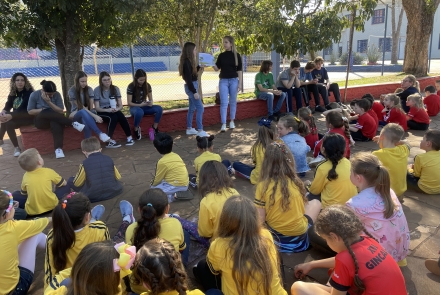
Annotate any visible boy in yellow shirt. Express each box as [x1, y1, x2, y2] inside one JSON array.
[[12, 148, 68, 215], [407, 129, 440, 194], [372, 123, 410, 201]]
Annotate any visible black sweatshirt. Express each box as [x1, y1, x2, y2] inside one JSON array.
[[3, 89, 33, 114], [215, 51, 243, 79], [182, 59, 200, 94]]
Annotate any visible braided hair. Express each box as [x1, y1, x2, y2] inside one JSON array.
[[321, 133, 346, 181], [325, 111, 350, 141]]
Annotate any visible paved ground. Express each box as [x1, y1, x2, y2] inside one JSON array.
[[1, 112, 440, 294]]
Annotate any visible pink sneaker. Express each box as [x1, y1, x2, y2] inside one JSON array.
[[148, 127, 155, 141]]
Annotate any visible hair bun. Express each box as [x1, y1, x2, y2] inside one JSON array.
[[196, 136, 203, 142], [208, 135, 215, 141], [40, 80, 46, 85]]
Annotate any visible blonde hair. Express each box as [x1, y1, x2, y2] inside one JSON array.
[[18, 148, 40, 171], [223, 36, 238, 66], [404, 75, 420, 92], [407, 93, 424, 110], [314, 56, 324, 63], [384, 93, 405, 114], [81, 137, 101, 153], [381, 123, 404, 144]]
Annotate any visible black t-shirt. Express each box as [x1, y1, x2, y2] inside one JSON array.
[[182, 58, 199, 94], [127, 82, 152, 104], [215, 51, 243, 79], [4, 89, 33, 113]]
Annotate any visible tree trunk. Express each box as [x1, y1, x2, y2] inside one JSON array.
[[391, 1, 404, 65], [309, 50, 316, 61], [402, 0, 440, 76]]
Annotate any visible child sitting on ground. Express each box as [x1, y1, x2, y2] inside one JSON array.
[[298, 107, 319, 150], [67, 137, 123, 202], [349, 99, 376, 141], [307, 133, 357, 208], [406, 93, 430, 130], [372, 123, 410, 201], [407, 129, 440, 194], [12, 148, 69, 216], [277, 115, 310, 177], [380, 93, 408, 131], [347, 152, 410, 266], [423, 85, 440, 116], [367, 93, 386, 120], [233, 117, 276, 184], [436, 80, 440, 96], [291, 206, 407, 295], [361, 94, 379, 129], [151, 133, 190, 201], [255, 141, 321, 252]]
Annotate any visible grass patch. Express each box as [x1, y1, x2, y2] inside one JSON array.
[[334, 72, 440, 87]]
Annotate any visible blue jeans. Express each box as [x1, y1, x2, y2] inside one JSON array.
[[257, 91, 286, 116], [181, 229, 190, 266], [129, 105, 163, 127], [278, 87, 303, 112], [232, 162, 254, 179], [73, 109, 102, 138], [185, 81, 204, 130], [219, 78, 239, 123]]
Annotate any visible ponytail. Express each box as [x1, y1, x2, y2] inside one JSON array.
[[414, 81, 420, 92], [297, 118, 310, 137], [344, 240, 366, 295], [298, 107, 317, 134], [321, 133, 346, 181]]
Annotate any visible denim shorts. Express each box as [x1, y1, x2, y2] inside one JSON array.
[[9, 266, 34, 295]]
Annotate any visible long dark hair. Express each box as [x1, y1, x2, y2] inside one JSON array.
[[326, 112, 350, 140], [9, 72, 34, 95], [99, 71, 117, 97], [179, 42, 197, 76], [133, 69, 148, 102], [322, 133, 346, 181], [74, 71, 89, 110], [198, 161, 234, 199]]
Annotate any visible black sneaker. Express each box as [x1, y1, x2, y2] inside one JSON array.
[[315, 105, 327, 112], [152, 125, 159, 135], [325, 104, 332, 110], [106, 140, 121, 148], [134, 127, 141, 140]]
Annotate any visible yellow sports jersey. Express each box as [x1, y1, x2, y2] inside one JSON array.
[[44, 268, 71, 295], [0, 218, 49, 295], [151, 152, 189, 187], [207, 229, 287, 295], [20, 167, 65, 215], [73, 164, 121, 187], [140, 290, 204, 295], [250, 144, 265, 184], [194, 151, 221, 183], [198, 188, 239, 238], [373, 144, 410, 196], [413, 150, 440, 194], [309, 158, 357, 208], [44, 221, 110, 288], [254, 180, 308, 236]]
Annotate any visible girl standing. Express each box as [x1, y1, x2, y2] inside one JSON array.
[[347, 152, 410, 266], [298, 106, 319, 150], [397, 74, 420, 113], [68, 71, 111, 143], [291, 206, 407, 295], [0, 73, 35, 157], [127, 69, 163, 140], [94, 71, 134, 148], [277, 115, 310, 177], [381, 93, 408, 131], [179, 42, 208, 137], [406, 93, 430, 130], [255, 142, 321, 252], [214, 36, 243, 132]]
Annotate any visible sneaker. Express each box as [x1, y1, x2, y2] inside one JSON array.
[[309, 155, 326, 167], [55, 148, 65, 159], [120, 200, 135, 224], [186, 128, 198, 135], [152, 125, 159, 135], [337, 102, 344, 107], [229, 121, 235, 129], [148, 127, 155, 141], [197, 130, 209, 137], [220, 124, 227, 132], [307, 106, 316, 114], [134, 127, 142, 140], [72, 122, 85, 132], [99, 133, 111, 143], [106, 139, 121, 148], [13, 147, 21, 157], [91, 205, 105, 221], [168, 213, 180, 218], [315, 105, 327, 112], [126, 138, 135, 146]]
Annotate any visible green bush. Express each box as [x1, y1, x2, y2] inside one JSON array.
[[366, 44, 381, 64], [339, 52, 365, 65]]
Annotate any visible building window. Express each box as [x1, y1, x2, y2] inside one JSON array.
[[372, 9, 385, 24], [323, 46, 333, 56], [379, 38, 392, 52], [345, 14, 353, 22], [357, 40, 368, 53]]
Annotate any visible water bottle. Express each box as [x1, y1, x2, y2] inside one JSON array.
[[109, 96, 117, 109], [148, 127, 155, 141]]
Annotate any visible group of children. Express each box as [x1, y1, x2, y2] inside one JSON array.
[[2, 86, 440, 294]]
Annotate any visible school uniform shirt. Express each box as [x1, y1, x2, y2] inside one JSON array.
[[0, 218, 49, 295], [254, 180, 308, 236], [413, 150, 440, 194], [354, 112, 376, 139], [383, 108, 407, 131], [27, 90, 64, 111], [127, 82, 152, 104], [215, 51, 243, 79], [313, 127, 351, 158], [281, 132, 311, 173], [254, 72, 275, 96], [309, 158, 357, 208], [207, 228, 287, 295], [346, 187, 410, 263], [423, 94, 440, 116], [198, 188, 239, 238], [68, 86, 94, 112], [21, 167, 65, 215], [44, 221, 110, 288], [44, 268, 71, 294], [330, 236, 407, 295], [304, 121, 319, 150], [372, 101, 384, 121], [194, 151, 221, 184], [372, 144, 410, 197], [407, 106, 430, 124], [367, 109, 379, 129], [250, 144, 265, 184], [93, 86, 122, 108], [151, 152, 189, 187]]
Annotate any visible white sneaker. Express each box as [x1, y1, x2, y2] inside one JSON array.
[[126, 138, 135, 146], [72, 122, 85, 132], [197, 130, 209, 137], [229, 121, 235, 129], [55, 148, 65, 159], [106, 139, 121, 148], [13, 147, 21, 157], [309, 155, 325, 167], [186, 128, 198, 135], [220, 124, 227, 132], [99, 133, 111, 142]]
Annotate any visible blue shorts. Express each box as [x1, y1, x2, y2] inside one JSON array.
[[10, 266, 33, 295], [267, 215, 313, 253]]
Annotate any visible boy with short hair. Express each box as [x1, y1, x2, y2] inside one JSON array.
[[372, 123, 410, 201], [12, 148, 68, 215], [407, 129, 440, 194], [275, 60, 300, 114], [423, 85, 440, 116], [68, 137, 123, 202], [435, 80, 440, 96], [349, 99, 376, 141], [151, 133, 190, 201]]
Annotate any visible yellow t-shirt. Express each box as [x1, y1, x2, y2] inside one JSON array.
[[21, 167, 65, 215], [0, 218, 49, 295], [413, 150, 440, 194], [255, 180, 308, 236], [194, 151, 221, 183], [151, 152, 189, 187], [372, 144, 410, 196], [250, 144, 265, 184], [44, 268, 71, 295], [309, 158, 358, 208], [207, 229, 287, 295], [44, 221, 110, 288], [198, 188, 239, 238], [140, 290, 204, 295]]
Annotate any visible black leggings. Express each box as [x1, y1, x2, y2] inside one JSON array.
[[97, 110, 131, 138], [406, 172, 425, 193], [407, 120, 429, 130], [0, 112, 34, 147], [193, 259, 222, 292], [350, 130, 371, 142], [34, 109, 72, 149]]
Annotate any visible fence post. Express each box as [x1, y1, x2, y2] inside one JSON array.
[[381, 4, 388, 76], [129, 45, 135, 79], [271, 49, 280, 78]]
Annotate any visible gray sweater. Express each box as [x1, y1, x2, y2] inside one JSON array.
[[27, 90, 64, 111]]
